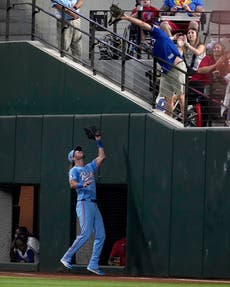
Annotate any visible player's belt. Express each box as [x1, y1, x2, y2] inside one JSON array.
[[78, 199, 97, 203]]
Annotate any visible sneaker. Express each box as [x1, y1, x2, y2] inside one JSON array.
[[87, 266, 105, 276], [60, 259, 73, 269]]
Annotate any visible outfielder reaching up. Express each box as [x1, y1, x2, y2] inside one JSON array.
[[110, 4, 187, 117], [60, 133, 106, 275]]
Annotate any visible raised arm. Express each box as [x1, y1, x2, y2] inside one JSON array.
[[185, 42, 205, 56], [121, 13, 152, 31], [198, 56, 225, 74], [95, 135, 106, 168]]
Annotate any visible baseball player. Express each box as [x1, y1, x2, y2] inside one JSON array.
[[60, 133, 106, 276]]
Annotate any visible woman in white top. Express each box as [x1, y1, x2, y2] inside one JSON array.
[[184, 28, 206, 75]]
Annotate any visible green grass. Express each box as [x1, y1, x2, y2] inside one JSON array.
[[0, 276, 229, 287]]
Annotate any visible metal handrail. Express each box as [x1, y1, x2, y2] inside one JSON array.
[[3, 1, 230, 127]]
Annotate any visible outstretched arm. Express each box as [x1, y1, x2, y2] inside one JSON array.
[[121, 14, 152, 31], [198, 56, 225, 74], [95, 135, 106, 168]]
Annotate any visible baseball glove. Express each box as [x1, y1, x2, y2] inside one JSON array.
[[84, 125, 101, 140], [108, 4, 124, 26]]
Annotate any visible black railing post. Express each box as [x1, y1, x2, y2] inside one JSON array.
[[5, 0, 11, 41], [60, 6, 65, 57], [31, 0, 36, 40], [137, 8, 142, 59], [183, 73, 189, 126], [90, 23, 96, 75], [121, 39, 126, 91], [152, 58, 157, 108], [89, 10, 94, 60]]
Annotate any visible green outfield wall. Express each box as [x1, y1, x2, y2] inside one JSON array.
[[0, 114, 230, 278], [0, 42, 230, 279]]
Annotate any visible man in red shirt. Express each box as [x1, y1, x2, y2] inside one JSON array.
[[108, 237, 126, 266], [131, 0, 159, 25], [130, 0, 159, 45]]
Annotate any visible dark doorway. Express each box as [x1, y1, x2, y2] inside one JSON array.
[[97, 184, 127, 265], [69, 184, 127, 266]]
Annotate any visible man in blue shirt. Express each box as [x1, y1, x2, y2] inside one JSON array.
[[161, 0, 204, 17], [118, 11, 187, 117], [159, 0, 204, 37], [51, 0, 83, 59], [60, 134, 106, 276]]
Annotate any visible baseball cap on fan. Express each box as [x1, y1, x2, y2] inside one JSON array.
[[67, 146, 82, 162]]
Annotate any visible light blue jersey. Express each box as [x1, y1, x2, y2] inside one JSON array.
[[69, 160, 97, 200], [61, 158, 105, 272], [51, 0, 80, 20]]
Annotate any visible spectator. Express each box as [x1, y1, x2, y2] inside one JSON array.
[[117, 9, 187, 118], [184, 27, 206, 76], [160, 0, 204, 37], [51, 0, 83, 60], [170, 33, 186, 114], [13, 238, 35, 263], [222, 66, 230, 126], [183, 28, 205, 126], [160, 0, 204, 17], [108, 237, 126, 266], [189, 42, 226, 126], [175, 33, 185, 56], [131, 0, 159, 25], [10, 226, 40, 263], [130, 0, 159, 47]]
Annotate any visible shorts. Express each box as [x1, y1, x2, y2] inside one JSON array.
[[159, 61, 187, 98]]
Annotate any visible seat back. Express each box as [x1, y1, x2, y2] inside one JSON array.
[[210, 11, 230, 25]]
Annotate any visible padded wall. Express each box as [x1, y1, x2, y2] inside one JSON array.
[[170, 129, 206, 278], [1, 105, 230, 276], [0, 117, 16, 182], [40, 115, 74, 271], [203, 129, 230, 278], [142, 116, 173, 276], [14, 116, 43, 183], [127, 114, 147, 275]]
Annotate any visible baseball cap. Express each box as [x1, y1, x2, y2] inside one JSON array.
[[67, 146, 82, 163]]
